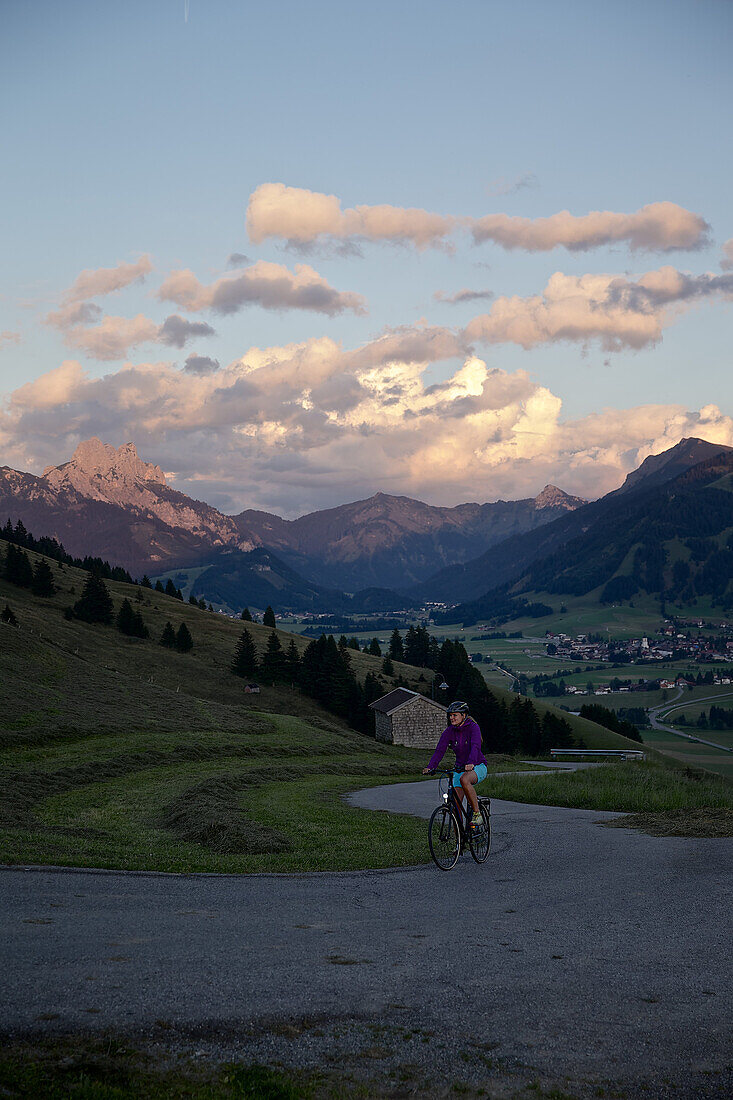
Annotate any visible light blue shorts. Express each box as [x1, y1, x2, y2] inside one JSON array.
[[452, 762, 488, 787]]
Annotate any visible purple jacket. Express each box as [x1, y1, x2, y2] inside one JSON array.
[[427, 717, 487, 772]]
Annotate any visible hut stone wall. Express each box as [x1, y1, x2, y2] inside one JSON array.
[[388, 697, 446, 749]]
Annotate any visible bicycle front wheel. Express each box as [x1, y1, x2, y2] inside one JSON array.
[[469, 802, 491, 864], [428, 805, 461, 870]]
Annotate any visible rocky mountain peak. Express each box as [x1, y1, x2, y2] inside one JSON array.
[[43, 438, 166, 501], [534, 484, 585, 510]]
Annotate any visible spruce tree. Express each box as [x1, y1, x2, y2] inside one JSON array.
[[368, 637, 382, 657], [175, 622, 193, 652], [135, 585, 144, 602], [116, 598, 136, 635], [263, 605, 276, 628], [160, 621, 176, 648], [347, 636, 360, 651], [241, 607, 253, 622], [140, 575, 153, 589], [4, 545, 33, 588], [261, 630, 286, 680], [285, 638, 301, 680], [165, 579, 178, 598], [382, 654, 394, 676], [131, 609, 149, 639], [231, 627, 258, 677], [1, 603, 18, 626], [73, 573, 114, 624], [189, 593, 198, 605], [31, 558, 56, 597], [155, 580, 165, 593], [388, 628, 404, 661], [198, 597, 207, 610]]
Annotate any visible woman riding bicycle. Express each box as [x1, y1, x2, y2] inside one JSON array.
[[422, 701, 488, 829]]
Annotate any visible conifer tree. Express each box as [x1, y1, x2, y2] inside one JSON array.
[[4, 544, 33, 588], [368, 637, 382, 657], [261, 630, 286, 679], [382, 654, 394, 676], [1, 603, 18, 626], [155, 580, 165, 593], [116, 598, 136, 635], [285, 638, 301, 680], [198, 597, 207, 610], [347, 636, 360, 651], [132, 609, 149, 638], [241, 607, 253, 621], [175, 622, 193, 652], [165, 579, 178, 598], [231, 627, 258, 677], [189, 593, 198, 605], [263, 605, 276, 628], [31, 558, 56, 597], [140, 575, 153, 589], [160, 621, 176, 648], [135, 585, 144, 602], [388, 628, 404, 661], [73, 573, 114, 624]]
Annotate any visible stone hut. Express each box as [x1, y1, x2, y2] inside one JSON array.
[[369, 688, 447, 749]]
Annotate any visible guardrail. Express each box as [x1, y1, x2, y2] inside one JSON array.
[[550, 748, 646, 761]]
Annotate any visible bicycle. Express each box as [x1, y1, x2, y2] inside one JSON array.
[[426, 768, 491, 871]]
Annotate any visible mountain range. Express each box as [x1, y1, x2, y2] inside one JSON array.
[[2, 435, 731, 615]]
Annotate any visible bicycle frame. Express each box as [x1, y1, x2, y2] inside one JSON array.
[[427, 767, 491, 870]]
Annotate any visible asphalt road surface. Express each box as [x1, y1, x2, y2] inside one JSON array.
[[2, 781, 732, 1097]]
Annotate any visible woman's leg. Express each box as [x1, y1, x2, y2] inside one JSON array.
[[460, 770, 480, 815]]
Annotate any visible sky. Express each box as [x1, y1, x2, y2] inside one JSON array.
[[1, 0, 732, 517]]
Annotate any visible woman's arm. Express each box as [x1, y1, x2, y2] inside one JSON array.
[[425, 727, 451, 772]]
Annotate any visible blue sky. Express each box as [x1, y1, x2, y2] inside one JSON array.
[[1, 0, 731, 515]]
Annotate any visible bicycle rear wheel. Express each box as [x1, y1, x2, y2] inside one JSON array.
[[468, 802, 491, 864], [428, 805, 461, 870]]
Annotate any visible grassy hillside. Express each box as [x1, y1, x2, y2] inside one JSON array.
[[5, 537, 723, 868]]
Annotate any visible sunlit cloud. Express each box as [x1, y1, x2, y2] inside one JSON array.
[[62, 256, 153, 303], [158, 260, 367, 316], [3, 331, 732, 514], [471, 202, 709, 252], [0, 330, 21, 349], [246, 183, 709, 254], [57, 313, 215, 360], [464, 265, 733, 352]]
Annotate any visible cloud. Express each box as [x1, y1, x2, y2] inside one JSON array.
[[434, 288, 494, 305], [59, 313, 215, 360], [246, 183, 709, 255], [46, 301, 104, 329], [158, 260, 366, 316], [721, 238, 733, 271], [184, 354, 221, 375], [5, 332, 732, 514], [158, 315, 216, 348], [486, 172, 538, 197], [63, 256, 153, 302], [471, 202, 710, 252], [0, 331, 21, 349], [246, 182, 456, 250], [227, 252, 250, 268], [464, 265, 733, 352]]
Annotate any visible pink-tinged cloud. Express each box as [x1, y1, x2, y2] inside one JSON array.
[[157, 260, 366, 316], [63, 255, 153, 302], [471, 202, 709, 252], [246, 183, 456, 250], [60, 313, 215, 360], [463, 266, 733, 352], [0, 330, 21, 349], [721, 238, 733, 271], [246, 184, 709, 254], [4, 337, 732, 514]]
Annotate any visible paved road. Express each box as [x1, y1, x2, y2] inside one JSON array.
[[648, 688, 733, 754], [2, 782, 731, 1096]]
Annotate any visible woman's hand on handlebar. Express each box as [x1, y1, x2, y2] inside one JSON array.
[[422, 767, 434, 775]]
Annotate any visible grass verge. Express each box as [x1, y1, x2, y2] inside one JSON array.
[[484, 759, 733, 835]]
